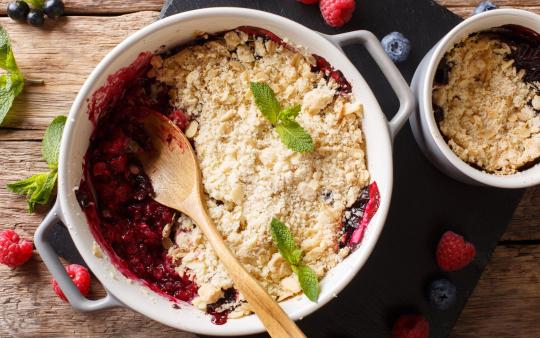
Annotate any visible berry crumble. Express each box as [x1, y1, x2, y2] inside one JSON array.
[[433, 26, 540, 175], [78, 27, 377, 323]]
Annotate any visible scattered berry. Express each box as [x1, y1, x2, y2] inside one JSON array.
[[52, 264, 91, 301], [474, 1, 497, 15], [168, 109, 190, 130], [428, 278, 457, 310], [319, 0, 356, 28], [297, 0, 319, 4], [392, 314, 429, 338], [0, 229, 33, 268], [7, 1, 30, 21], [436, 231, 476, 271], [27, 9, 45, 27], [44, 0, 65, 19], [381, 32, 411, 63]]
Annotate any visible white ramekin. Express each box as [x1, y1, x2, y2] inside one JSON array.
[[410, 9, 540, 188], [34, 8, 414, 336]]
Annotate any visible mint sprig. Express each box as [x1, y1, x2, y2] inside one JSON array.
[[270, 218, 302, 265], [250, 82, 314, 152], [291, 264, 319, 303], [270, 218, 320, 302], [42, 115, 67, 168], [7, 116, 67, 212], [0, 26, 25, 125]]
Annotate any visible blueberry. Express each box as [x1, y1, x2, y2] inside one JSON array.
[[27, 9, 45, 27], [428, 278, 457, 310], [44, 0, 65, 19], [7, 1, 30, 21], [381, 32, 411, 63], [474, 1, 497, 15]]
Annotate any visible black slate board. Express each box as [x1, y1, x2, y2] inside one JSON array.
[[48, 1, 525, 337]]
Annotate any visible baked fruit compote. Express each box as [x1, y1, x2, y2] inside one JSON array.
[[77, 27, 379, 324]]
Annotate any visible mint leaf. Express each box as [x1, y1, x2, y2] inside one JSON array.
[[0, 76, 19, 125], [25, 0, 45, 8], [31, 170, 57, 204], [291, 264, 320, 302], [42, 115, 67, 168], [269, 218, 319, 302], [250, 82, 314, 152], [250, 82, 280, 124], [7, 116, 65, 212], [270, 218, 302, 265], [7, 170, 57, 212], [278, 104, 301, 122], [0, 26, 24, 125], [275, 120, 314, 153]]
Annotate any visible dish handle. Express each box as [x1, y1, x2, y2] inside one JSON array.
[[34, 200, 123, 312], [324, 31, 416, 140]]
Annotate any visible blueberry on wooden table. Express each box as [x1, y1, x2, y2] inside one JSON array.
[[44, 0, 65, 19], [7, 1, 30, 21], [474, 1, 497, 15], [27, 9, 45, 27]]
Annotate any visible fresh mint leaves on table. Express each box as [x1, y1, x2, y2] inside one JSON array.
[[0, 26, 25, 125], [270, 217, 320, 302], [7, 115, 67, 212], [250, 82, 314, 153]]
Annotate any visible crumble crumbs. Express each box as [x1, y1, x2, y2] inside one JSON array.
[[433, 33, 540, 174], [150, 29, 369, 318]]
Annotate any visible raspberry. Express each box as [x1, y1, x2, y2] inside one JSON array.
[[0, 229, 33, 268], [297, 0, 319, 4], [168, 109, 189, 130], [392, 314, 429, 338], [436, 231, 476, 271], [52, 264, 91, 301], [320, 0, 356, 28]]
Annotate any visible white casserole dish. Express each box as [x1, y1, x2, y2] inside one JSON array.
[[34, 8, 414, 336], [410, 9, 540, 188]]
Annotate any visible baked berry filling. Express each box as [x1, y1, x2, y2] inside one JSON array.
[[78, 27, 379, 324]]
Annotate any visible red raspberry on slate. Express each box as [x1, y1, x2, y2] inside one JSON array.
[[436, 230, 476, 271], [52, 264, 91, 301], [320, 0, 356, 28], [297, 0, 319, 4], [392, 314, 430, 338], [0, 229, 33, 268]]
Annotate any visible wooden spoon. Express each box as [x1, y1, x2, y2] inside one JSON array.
[[137, 110, 306, 338]]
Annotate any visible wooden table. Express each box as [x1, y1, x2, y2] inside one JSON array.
[[0, 1, 538, 337]]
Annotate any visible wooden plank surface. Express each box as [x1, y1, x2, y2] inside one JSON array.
[[0, 257, 194, 338], [450, 244, 540, 338], [0, 12, 158, 130], [446, 6, 540, 17], [0, 0, 164, 15], [438, 0, 540, 6], [504, 186, 540, 241], [0, 1, 538, 337]]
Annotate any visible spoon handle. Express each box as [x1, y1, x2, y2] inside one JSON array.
[[187, 195, 306, 338]]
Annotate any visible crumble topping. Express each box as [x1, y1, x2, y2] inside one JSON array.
[[433, 32, 540, 174], [150, 29, 370, 317]]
